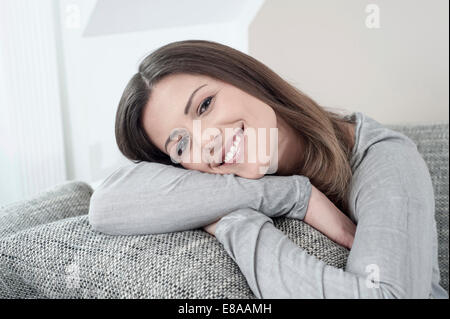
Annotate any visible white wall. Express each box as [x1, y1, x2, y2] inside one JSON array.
[[249, 0, 449, 124]]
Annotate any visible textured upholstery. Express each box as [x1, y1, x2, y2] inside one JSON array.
[[0, 122, 447, 298], [0, 183, 348, 298]]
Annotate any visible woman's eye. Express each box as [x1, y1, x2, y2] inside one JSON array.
[[197, 96, 213, 115]]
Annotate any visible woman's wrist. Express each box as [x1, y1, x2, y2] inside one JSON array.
[[302, 184, 355, 249]]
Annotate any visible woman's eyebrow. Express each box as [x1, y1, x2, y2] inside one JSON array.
[[184, 84, 208, 115], [164, 83, 208, 152]]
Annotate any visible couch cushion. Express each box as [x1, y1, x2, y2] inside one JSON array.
[[0, 181, 93, 239], [0, 190, 348, 298]]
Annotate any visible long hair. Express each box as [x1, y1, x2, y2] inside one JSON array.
[[115, 40, 356, 214]]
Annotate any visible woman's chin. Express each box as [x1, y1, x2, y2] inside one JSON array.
[[232, 162, 268, 179], [184, 161, 269, 179]]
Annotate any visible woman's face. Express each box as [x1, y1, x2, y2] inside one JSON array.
[[142, 73, 285, 179]]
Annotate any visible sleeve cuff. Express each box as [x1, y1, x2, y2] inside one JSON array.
[[286, 175, 312, 220]]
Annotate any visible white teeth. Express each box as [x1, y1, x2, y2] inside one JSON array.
[[224, 134, 242, 162]]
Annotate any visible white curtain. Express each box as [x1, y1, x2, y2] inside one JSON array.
[[0, 0, 67, 206]]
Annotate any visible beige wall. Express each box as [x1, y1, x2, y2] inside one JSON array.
[[249, 0, 449, 125]]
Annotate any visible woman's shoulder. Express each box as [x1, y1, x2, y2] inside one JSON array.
[[349, 112, 434, 202], [350, 111, 420, 172], [352, 146, 434, 223]]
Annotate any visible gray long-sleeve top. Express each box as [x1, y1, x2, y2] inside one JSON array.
[[88, 111, 448, 299]]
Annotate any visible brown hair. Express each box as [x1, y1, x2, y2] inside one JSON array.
[[115, 40, 356, 214]]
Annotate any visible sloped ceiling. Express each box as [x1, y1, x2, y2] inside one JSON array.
[[84, 0, 263, 36]]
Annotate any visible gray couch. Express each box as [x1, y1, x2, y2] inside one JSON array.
[[0, 122, 448, 298]]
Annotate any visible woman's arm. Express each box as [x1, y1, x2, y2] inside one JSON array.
[[214, 145, 440, 298], [205, 184, 356, 249], [88, 161, 312, 235]]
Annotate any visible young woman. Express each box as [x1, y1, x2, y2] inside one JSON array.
[[89, 40, 448, 299]]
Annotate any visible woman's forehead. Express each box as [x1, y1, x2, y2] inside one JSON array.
[[145, 74, 212, 117], [155, 73, 216, 91]]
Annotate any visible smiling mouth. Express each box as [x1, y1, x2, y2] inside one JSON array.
[[218, 123, 244, 166]]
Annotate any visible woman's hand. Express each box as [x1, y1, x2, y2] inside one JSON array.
[[203, 219, 220, 236], [304, 185, 356, 249]]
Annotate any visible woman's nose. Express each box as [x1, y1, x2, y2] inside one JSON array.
[[204, 133, 220, 154], [198, 131, 222, 162]]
